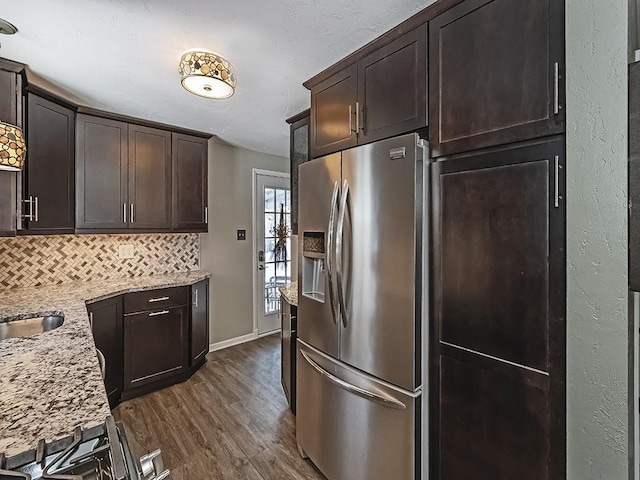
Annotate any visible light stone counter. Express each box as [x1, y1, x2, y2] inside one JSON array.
[[0, 270, 211, 457], [278, 282, 298, 307]]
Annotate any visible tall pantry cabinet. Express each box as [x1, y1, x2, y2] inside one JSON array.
[[428, 0, 566, 479]]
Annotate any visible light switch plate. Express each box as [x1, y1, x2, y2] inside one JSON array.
[[118, 244, 135, 259]]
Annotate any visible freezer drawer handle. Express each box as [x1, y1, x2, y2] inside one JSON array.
[[300, 350, 406, 410]]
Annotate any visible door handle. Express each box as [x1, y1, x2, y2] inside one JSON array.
[[258, 265, 265, 271], [326, 181, 340, 324], [300, 349, 406, 410], [336, 179, 349, 328]]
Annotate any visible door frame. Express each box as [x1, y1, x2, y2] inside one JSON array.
[[252, 168, 291, 337]]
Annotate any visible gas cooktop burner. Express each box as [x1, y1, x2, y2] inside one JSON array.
[[0, 416, 169, 480]]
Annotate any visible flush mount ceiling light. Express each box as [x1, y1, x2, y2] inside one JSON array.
[[0, 122, 26, 172], [179, 49, 236, 99], [0, 18, 17, 35]]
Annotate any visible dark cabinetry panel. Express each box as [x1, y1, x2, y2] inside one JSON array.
[[630, 61, 640, 290], [128, 125, 172, 230], [357, 24, 427, 144], [24, 94, 75, 233], [0, 68, 21, 236], [124, 306, 189, 390], [431, 139, 565, 480], [287, 111, 310, 235], [76, 115, 128, 230], [87, 296, 123, 409], [429, 0, 564, 157], [172, 133, 208, 232], [310, 64, 358, 158], [190, 279, 209, 367]]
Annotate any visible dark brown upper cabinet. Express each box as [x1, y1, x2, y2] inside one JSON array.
[[87, 295, 123, 409], [172, 133, 208, 232], [357, 23, 427, 145], [310, 64, 358, 158], [286, 110, 310, 235], [308, 25, 427, 158], [76, 115, 128, 231], [23, 93, 75, 234], [128, 125, 172, 230], [429, 0, 565, 157], [0, 62, 23, 237]]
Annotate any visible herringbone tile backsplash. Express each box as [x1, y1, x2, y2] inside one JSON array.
[[0, 234, 200, 290]]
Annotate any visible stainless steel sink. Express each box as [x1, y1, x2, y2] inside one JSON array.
[[0, 314, 65, 340]]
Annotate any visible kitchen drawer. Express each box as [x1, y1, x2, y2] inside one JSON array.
[[124, 286, 189, 314]]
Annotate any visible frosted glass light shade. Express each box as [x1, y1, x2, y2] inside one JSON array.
[[0, 122, 26, 171], [179, 50, 236, 99]]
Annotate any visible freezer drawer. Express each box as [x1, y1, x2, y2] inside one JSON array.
[[296, 340, 419, 480]]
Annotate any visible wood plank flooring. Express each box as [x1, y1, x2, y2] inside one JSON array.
[[113, 334, 326, 480]]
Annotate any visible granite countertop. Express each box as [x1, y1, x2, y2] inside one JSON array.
[[278, 282, 298, 306], [0, 270, 211, 457]]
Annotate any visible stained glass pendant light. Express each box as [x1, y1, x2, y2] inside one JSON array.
[[179, 49, 236, 99], [0, 122, 26, 171]]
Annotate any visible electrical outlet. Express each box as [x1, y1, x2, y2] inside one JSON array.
[[118, 244, 134, 259], [237, 229, 247, 241]]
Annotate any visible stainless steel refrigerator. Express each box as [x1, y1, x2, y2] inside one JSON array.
[[296, 133, 428, 480]]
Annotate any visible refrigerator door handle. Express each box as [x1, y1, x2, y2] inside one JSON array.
[[300, 349, 406, 410], [336, 179, 349, 328], [326, 181, 340, 324]]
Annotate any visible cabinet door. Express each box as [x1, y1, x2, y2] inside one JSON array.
[[124, 306, 188, 390], [310, 63, 358, 158], [289, 113, 309, 235], [25, 94, 75, 233], [357, 24, 427, 144], [0, 69, 21, 237], [76, 115, 128, 230], [190, 279, 209, 367], [88, 296, 123, 409], [128, 125, 171, 230], [429, 0, 564, 157], [430, 139, 565, 480], [172, 133, 208, 231]]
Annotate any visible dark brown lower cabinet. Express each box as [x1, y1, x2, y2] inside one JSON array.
[[190, 279, 209, 367], [430, 138, 565, 480], [87, 296, 123, 409], [124, 305, 189, 391]]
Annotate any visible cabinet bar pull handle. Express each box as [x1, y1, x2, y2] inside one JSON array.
[[148, 296, 170, 303], [89, 312, 94, 330], [123, 203, 127, 223], [149, 310, 170, 317], [34, 196, 39, 222], [130, 203, 134, 223], [553, 62, 560, 115], [359, 104, 365, 132], [205, 206, 208, 224], [194, 289, 199, 307], [554, 155, 560, 208], [22, 196, 34, 221], [348, 105, 354, 134], [355, 101, 360, 133]]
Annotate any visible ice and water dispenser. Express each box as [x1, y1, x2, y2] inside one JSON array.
[[301, 232, 325, 302]]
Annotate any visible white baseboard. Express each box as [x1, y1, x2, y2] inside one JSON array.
[[258, 328, 281, 338], [209, 330, 257, 352]]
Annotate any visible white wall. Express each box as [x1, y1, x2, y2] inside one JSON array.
[[200, 139, 289, 344], [566, 0, 629, 477]]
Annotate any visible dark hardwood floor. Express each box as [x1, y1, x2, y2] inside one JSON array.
[[113, 334, 325, 480]]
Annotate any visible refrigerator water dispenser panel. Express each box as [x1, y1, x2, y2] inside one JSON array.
[[302, 232, 326, 303]]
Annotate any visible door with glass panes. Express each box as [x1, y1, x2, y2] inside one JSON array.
[[255, 171, 291, 335]]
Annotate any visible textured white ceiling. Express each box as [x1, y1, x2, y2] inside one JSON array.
[[1, 0, 434, 157]]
